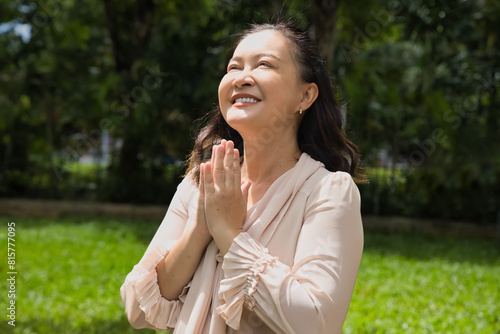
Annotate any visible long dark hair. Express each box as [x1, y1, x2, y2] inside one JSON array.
[[185, 21, 366, 183]]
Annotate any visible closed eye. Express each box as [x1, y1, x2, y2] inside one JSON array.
[[227, 64, 240, 72], [258, 61, 273, 68]]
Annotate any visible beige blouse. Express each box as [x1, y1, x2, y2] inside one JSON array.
[[121, 153, 363, 333]]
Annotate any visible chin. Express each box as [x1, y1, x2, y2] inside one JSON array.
[[225, 108, 251, 123], [224, 114, 259, 136]]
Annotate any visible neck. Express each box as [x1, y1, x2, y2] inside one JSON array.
[[241, 133, 301, 185]]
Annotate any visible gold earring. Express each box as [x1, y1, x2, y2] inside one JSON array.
[[299, 107, 303, 115]]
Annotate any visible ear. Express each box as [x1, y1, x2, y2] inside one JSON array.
[[299, 82, 319, 110]]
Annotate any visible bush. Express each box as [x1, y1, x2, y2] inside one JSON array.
[[359, 166, 500, 224]]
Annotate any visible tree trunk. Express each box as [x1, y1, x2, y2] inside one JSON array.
[[1, 136, 12, 181], [102, 0, 130, 73], [45, 101, 57, 197], [132, 0, 155, 59], [102, 0, 155, 185], [309, 0, 339, 67]]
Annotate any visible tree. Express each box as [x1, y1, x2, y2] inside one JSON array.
[[309, 0, 339, 65], [1, 0, 498, 223]]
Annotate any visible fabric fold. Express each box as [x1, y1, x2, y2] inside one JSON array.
[[174, 240, 220, 334], [244, 153, 323, 246], [127, 244, 189, 329], [217, 232, 278, 330]]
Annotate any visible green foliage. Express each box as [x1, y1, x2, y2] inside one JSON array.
[[0, 0, 499, 222], [0, 216, 498, 333], [360, 165, 500, 222], [335, 0, 500, 223]]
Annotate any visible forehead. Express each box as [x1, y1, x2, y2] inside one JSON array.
[[233, 30, 292, 58]]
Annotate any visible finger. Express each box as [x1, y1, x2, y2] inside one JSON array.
[[241, 181, 252, 203], [224, 141, 235, 188], [199, 163, 205, 199], [214, 143, 225, 187], [214, 139, 227, 168], [204, 162, 215, 194], [211, 142, 224, 167], [211, 145, 215, 167], [233, 148, 241, 187]]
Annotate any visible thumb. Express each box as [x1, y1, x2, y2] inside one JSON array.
[[199, 163, 205, 201], [241, 181, 251, 202]]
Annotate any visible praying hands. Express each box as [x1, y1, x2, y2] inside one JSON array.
[[200, 139, 252, 255]]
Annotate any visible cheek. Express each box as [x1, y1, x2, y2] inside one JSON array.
[[218, 75, 232, 103], [218, 76, 234, 121]]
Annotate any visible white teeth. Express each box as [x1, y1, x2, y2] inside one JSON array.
[[234, 97, 259, 103]]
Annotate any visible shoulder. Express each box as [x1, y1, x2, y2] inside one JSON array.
[[177, 171, 198, 192], [304, 168, 361, 210], [172, 172, 198, 207], [315, 170, 359, 193], [298, 153, 359, 197]]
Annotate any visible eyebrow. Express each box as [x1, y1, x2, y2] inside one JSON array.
[[229, 53, 281, 63]]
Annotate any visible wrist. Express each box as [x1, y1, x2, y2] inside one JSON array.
[[212, 227, 242, 256]]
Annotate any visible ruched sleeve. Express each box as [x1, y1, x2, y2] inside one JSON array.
[[216, 233, 278, 327], [217, 172, 364, 334], [120, 175, 197, 330]]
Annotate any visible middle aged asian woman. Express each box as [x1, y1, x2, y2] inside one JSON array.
[[121, 21, 366, 334]]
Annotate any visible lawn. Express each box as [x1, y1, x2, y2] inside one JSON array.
[[0, 216, 499, 333]]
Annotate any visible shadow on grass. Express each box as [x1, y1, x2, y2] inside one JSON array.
[[0, 317, 169, 334], [364, 232, 500, 265]]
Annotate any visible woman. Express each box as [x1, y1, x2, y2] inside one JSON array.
[[121, 21, 365, 334]]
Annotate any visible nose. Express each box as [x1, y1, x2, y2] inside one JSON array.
[[232, 67, 255, 88]]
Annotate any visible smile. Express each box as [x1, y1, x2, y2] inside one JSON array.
[[233, 97, 260, 104]]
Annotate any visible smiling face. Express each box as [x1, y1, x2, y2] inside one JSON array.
[[218, 30, 313, 138]]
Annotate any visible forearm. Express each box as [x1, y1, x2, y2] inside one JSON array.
[[156, 227, 212, 300]]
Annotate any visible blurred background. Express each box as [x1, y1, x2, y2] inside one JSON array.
[[1, 0, 499, 222], [0, 0, 499, 333]]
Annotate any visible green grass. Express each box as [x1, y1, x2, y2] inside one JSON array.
[[0, 216, 499, 333], [0, 217, 166, 334], [344, 234, 500, 333]]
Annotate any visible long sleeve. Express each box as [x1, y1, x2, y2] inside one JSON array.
[[120, 176, 197, 330], [217, 172, 363, 333]]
